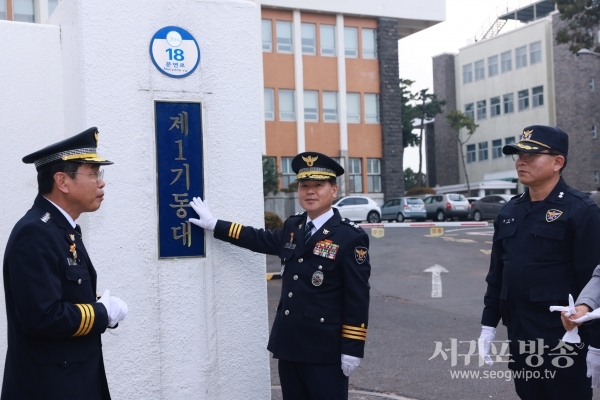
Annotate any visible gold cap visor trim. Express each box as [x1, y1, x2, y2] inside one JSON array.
[[296, 172, 336, 180], [62, 153, 110, 163]]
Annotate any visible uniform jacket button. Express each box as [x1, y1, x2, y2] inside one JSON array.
[[298, 258, 303, 263], [285, 310, 289, 315], [288, 292, 293, 297], [293, 275, 298, 280], [320, 318, 324, 322], [77, 279, 81, 284], [318, 265, 322, 270]]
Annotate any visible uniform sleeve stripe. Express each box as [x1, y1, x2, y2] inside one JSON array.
[[342, 325, 367, 333], [342, 329, 366, 338], [82, 304, 95, 336], [228, 223, 237, 238], [234, 223, 243, 239], [342, 333, 367, 341], [73, 304, 87, 336]]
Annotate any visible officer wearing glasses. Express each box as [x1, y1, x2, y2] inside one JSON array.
[[2, 128, 128, 399], [478, 125, 600, 399]]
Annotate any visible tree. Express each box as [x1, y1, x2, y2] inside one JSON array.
[[404, 167, 427, 191], [445, 110, 478, 196], [412, 89, 446, 187], [262, 156, 279, 197], [554, 0, 600, 53], [399, 79, 419, 148]]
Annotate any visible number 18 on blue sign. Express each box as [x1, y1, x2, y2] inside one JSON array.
[[150, 26, 200, 78]]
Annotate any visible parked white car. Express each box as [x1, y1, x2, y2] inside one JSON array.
[[332, 196, 381, 223]]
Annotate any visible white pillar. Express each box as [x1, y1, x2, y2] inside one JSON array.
[[257, 8, 267, 155], [34, 0, 48, 23], [336, 14, 349, 195], [293, 10, 305, 153]]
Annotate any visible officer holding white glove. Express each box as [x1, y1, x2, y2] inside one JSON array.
[[189, 197, 217, 231], [97, 289, 129, 328]]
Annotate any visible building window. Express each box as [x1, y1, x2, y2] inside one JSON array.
[[344, 27, 358, 58], [320, 25, 336, 56], [466, 144, 476, 163], [591, 78, 596, 92], [476, 100, 487, 120], [281, 157, 295, 188], [279, 89, 296, 121], [323, 91, 338, 122], [13, 0, 35, 22], [593, 125, 597, 139], [262, 20, 272, 52], [463, 64, 473, 84], [596, 170, 600, 184], [465, 103, 474, 120], [532, 86, 544, 107], [362, 28, 377, 59], [478, 142, 489, 161], [501, 51, 512, 73], [364, 94, 380, 123], [367, 159, 381, 192], [505, 137, 515, 157], [503, 93, 514, 114], [48, 0, 58, 15], [301, 23, 316, 55], [349, 158, 362, 192], [264, 88, 274, 121], [276, 21, 293, 53], [304, 90, 319, 122], [0, 0, 6, 19], [515, 46, 527, 69], [530, 41, 542, 64], [490, 96, 501, 117], [518, 89, 529, 111], [346, 92, 361, 123], [488, 55, 499, 77], [474, 60, 485, 81], [492, 139, 503, 159]]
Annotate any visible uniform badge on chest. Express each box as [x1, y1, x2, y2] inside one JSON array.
[[312, 270, 324, 286], [546, 209, 563, 222], [313, 239, 339, 259]]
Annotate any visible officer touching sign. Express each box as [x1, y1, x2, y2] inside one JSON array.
[[479, 126, 600, 399], [189, 152, 371, 400]]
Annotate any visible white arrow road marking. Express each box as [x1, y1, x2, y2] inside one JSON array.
[[423, 264, 449, 298]]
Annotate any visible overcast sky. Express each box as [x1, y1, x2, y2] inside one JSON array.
[[399, 0, 529, 173]]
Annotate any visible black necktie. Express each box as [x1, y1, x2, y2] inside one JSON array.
[[75, 224, 82, 237], [304, 221, 314, 244]]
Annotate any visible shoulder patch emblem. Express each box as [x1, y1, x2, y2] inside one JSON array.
[[40, 212, 51, 223], [546, 209, 563, 222], [355, 247, 368, 264]]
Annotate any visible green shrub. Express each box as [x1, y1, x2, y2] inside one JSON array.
[[406, 186, 436, 196], [265, 211, 283, 230]]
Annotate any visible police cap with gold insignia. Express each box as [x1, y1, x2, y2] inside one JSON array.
[[503, 125, 569, 156], [291, 152, 344, 181], [22, 127, 113, 171]]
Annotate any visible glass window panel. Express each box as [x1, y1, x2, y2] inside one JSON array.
[[466, 144, 476, 163], [476, 100, 486, 120], [349, 158, 362, 193], [492, 139, 503, 159], [264, 88, 274, 121], [478, 142, 489, 161], [518, 89, 529, 111], [465, 103, 474, 120], [530, 41, 542, 64], [344, 27, 358, 58], [346, 92, 360, 123], [0, 0, 7, 20], [276, 21, 293, 53], [364, 94, 379, 123], [322, 91, 338, 122], [362, 28, 377, 59], [463, 64, 473, 84], [262, 20, 272, 52], [367, 158, 381, 193], [515, 45, 527, 68], [13, 0, 35, 22], [281, 157, 295, 188], [301, 23, 316, 55], [503, 93, 514, 114], [532, 85, 544, 107], [279, 89, 296, 121], [490, 96, 501, 117], [474, 60, 484, 81], [320, 25, 336, 56], [488, 55, 499, 77], [501, 51, 512, 73], [48, 0, 59, 16], [304, 90, 319, 122]]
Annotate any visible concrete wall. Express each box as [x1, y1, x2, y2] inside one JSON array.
[[0, 0, 270, 398]]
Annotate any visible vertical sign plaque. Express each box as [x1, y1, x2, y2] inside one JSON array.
[[155, 101, 205, 258]]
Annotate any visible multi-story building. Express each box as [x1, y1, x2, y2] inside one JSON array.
[[432, 0, 600, 195]]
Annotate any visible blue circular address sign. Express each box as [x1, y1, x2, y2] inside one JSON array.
[[149, 26, 200, 78]]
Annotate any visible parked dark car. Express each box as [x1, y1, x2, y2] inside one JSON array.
[[381, 197, 426, 222], [470, 194, 513, 221]]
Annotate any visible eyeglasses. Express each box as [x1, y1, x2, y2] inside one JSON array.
[[511, 152, 558, 162], [73, 169, 104, 183]]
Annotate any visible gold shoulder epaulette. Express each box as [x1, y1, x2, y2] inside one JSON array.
[[228, 222, 243, 239], [342, 324, 367, 341]]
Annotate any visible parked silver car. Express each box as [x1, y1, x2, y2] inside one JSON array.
[[470, 194, 513, 221], [423, 194, 470, 221], [381, 197, 426, 222], [332, 196, 381, 223]]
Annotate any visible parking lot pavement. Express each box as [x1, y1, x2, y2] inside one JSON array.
[[266, 225, 600, 399]]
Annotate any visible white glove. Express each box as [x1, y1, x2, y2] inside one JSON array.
[[549, 294, 581, 343], [570, 308, 600, 324], [478, 326, 496, 366], [97, 289, 128, 328], [341, 354, 361, 377], [189, 197, 217, 231], [588, 346, 600, 388]]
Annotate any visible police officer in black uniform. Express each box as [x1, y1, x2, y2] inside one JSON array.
[[2, 128, 128, 399], [189, 152, 371, 400], [478, 125, 600, 399]]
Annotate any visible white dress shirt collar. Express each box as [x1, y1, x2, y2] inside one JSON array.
[[43, 197, 77, 228], [306, 208, 334, 234]]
